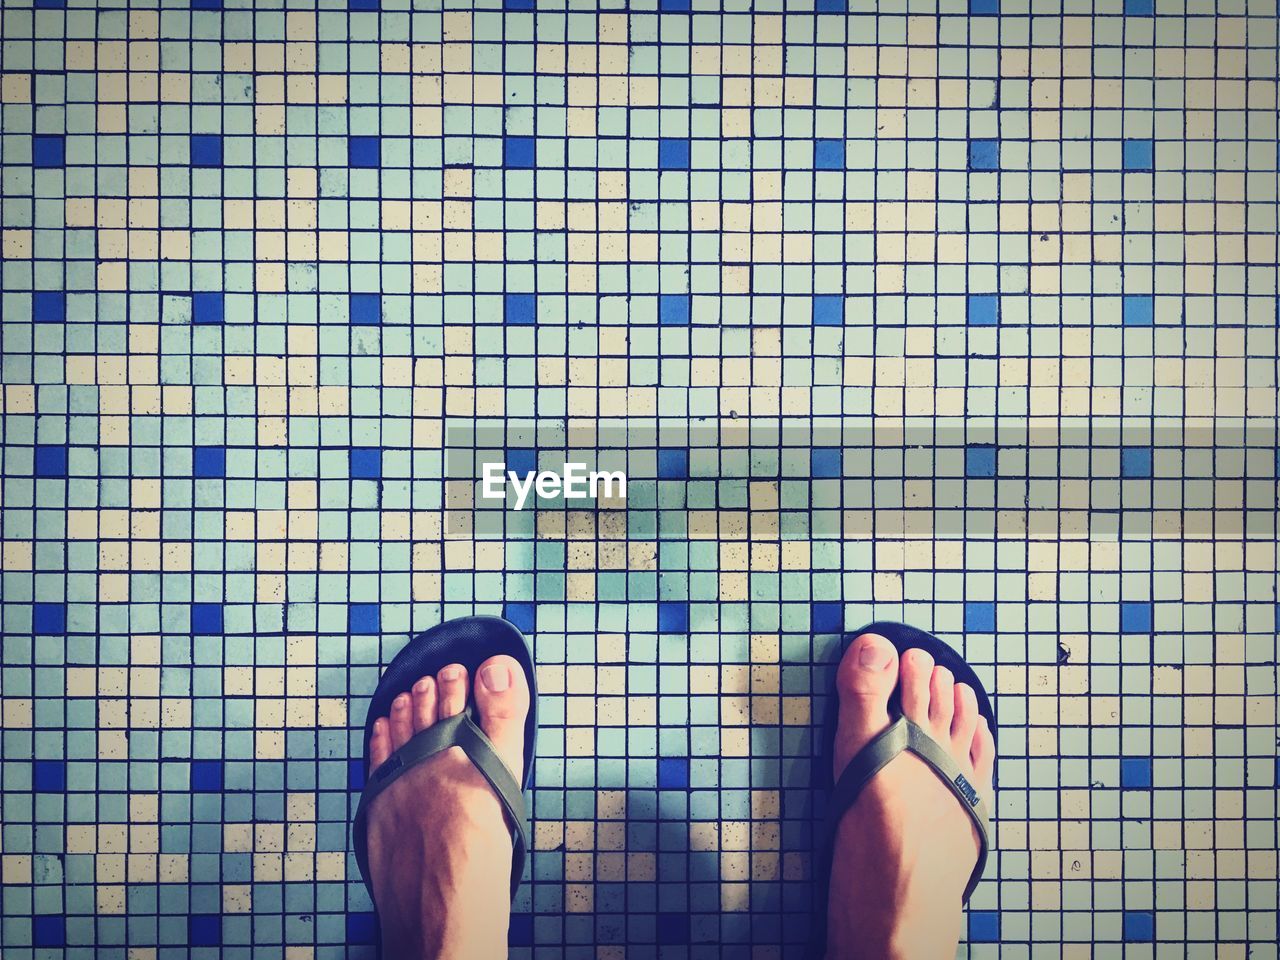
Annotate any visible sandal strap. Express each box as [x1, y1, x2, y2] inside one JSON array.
[[824, 715, 991, 903]]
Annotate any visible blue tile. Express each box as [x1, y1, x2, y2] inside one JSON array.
[[189, 915, 222, 947], [349, 603, 380, 635], [190, 0, 222, 8], [504, 136, 536, 169], [811, 447, 842, 478], [192, 292, 224, 325], [659, 0, 691, 10], [191, 603, 224, 635], [350, 447, 382, 479], [657, 912, 691, 945], [32, 134, 65, 168], [34, 444, 68, 478], [1123, 139, 1154, 171], [1120, 601, 1153, 634], [503, 602, 536, 633], [33, 0, 68, 7], [348, 759, 366, 791], [968, 139, 999, 171], [193, 446, 226, 479], [33, 602, 66, 635], [1125, 0, 1154, 10], [33, 291, 66, 323], [505, 448, 537, 477], [347, 912, 377, 944], [811, 601, 843, 633], [965, 601, 996, 633], [815, 0, 845, 9], [658, 138, 691, 171], [814, 139, 845, 170], [812, 295, 844, 326], [190, 759, 224, 792], [1123, 911, 1154, 942], [350, 293, 382, 325], [189, 134, 223, 168], [969, 910, 1000, 942], [967, 294, 999, 326], [505, 0, 536, 8], [1121, 447, 1153, 478], [33, 915, 66, 948], [658, 448, 688, 479], [1123, 294, 1153, 326], [1121, 756, 1153, 789], [659, 294, 690, 326], [34, 760, 67, 793], [505, 293, 536, 325], [349, 0, 379, 9], [966, 445, 997, 478], [969, 0, 999, 10], [658, 601, 689, 633], [657, 757, 690, 789], [348, 136, 381, 169], [509, 914, 534, 945]]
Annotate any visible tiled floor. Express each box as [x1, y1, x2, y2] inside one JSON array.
[[2, 0, 1279, 956]]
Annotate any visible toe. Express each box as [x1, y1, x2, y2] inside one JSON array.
[[437, 663, 468, 719], [928, 666, 955, 736], [831, 633, 898, 779], [971, 716, 996, 792], [951, 683, 980, 758], [473, 654, 531, 777], [836, 633, 899, 701], [412, 676, 437, 732], [389, 692, 414, 749], [369, 717, 391, 771], [899, 647, 935, 725]]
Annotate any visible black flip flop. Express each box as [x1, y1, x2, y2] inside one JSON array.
[[815, 621, 996, 950], [351, 615, 538, 904]]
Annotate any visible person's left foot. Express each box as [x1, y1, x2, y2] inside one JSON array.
[[363, 656, 530, 960], [825, 633, 996, 959]]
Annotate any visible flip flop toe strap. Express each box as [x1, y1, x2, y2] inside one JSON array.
[[353, 711, 530, 900], [824, 715, 991, 903]]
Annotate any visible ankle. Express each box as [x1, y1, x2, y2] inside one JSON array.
[[382, 919, 509, 960], [826, 920, 957, 960], [377, 873, 512, 960]]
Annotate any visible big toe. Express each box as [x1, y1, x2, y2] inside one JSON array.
[[832, 633, 899, 777], [474, 655, 530, 778]]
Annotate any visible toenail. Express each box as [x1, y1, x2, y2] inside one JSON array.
[[480, 663, 511, 692], [858, 641, 890, 668], [394, 694, 409, 709], [439, 666, 461, 681], [414, 677, 432, 692]]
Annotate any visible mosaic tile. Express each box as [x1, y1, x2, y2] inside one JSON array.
[[2, 0, 1280, 957]]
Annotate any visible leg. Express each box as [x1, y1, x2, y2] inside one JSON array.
[[362, 656, 530, 959], [826, 634, 997, 960]]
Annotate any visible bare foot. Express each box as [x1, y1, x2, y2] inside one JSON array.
[[363, 656, 530, 960], [826, 633, 996, 960]]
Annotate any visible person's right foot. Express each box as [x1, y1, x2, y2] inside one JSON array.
[[826, 633, 996, 960]]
